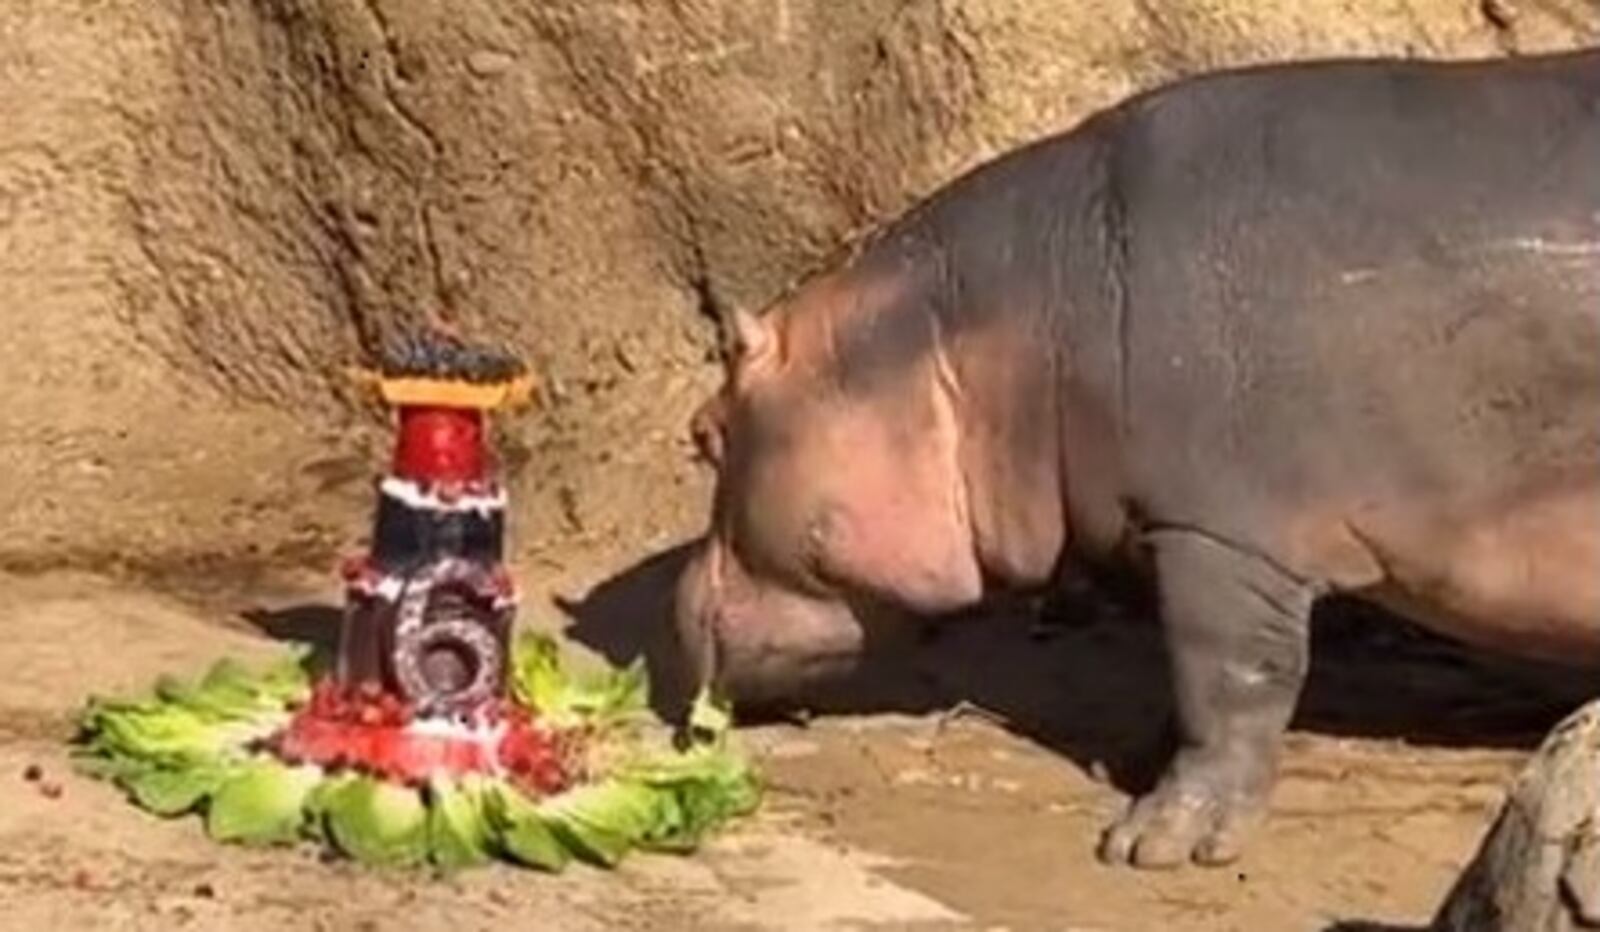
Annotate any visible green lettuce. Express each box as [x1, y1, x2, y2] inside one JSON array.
[[426, 775, 494, 871], [77, 653, 308, 769], [323, 776, 430, 868], [508, 632, 647, 727], [207, 759, 323, 845], [484, 780, 571, 872], [79, 699, 271, 769], [127, 763, 228, 816], [618, 744, 761, 851], [154, 654, 308, 722], [536, 778, 664, 867], [74, 636, 759, 874]]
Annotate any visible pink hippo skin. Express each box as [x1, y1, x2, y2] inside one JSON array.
[[675, 48, 1600, 870]]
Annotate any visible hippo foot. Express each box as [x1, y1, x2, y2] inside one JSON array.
[[1095, 760, 1267, 870]]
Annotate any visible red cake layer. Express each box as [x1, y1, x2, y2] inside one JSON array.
[[391, 405, 488, 485], [272, 680, 574, 794]]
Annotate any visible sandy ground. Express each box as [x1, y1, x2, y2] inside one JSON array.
[[5, 5, 1597, 929], [0, 559, 1591, 932]]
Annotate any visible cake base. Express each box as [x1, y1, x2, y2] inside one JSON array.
[[72, 633, 758, 873]]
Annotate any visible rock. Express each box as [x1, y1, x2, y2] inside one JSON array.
[[1432, 701, 1600, 931], [0, 0, 1596, 571], [766, 737, 822, 760], [465, 50, 513, 77]]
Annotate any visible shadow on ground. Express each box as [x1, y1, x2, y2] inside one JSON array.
[[228, 541, 1593, 808], [240, 603, 341, 672], [226, 547, 1578, 931], [551, 544, 703, 721], [560, 541, 1597, 796]]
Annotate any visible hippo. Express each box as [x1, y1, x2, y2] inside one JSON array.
[[674, 47, 1600, 870]]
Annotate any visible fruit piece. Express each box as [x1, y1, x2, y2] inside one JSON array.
[[277, 715, 348, 765], [279, 709, 514, 784], [305, 680, 350, 721], [376, 693, 403, 726], [502, 758, 568, 798]]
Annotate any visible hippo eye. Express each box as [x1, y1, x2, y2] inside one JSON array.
[[796, 508, 845, 595]]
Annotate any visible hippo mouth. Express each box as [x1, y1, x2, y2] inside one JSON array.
[[673, 542, 873, 713], [705, 638, 866, 709]]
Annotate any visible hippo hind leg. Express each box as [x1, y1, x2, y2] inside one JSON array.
[[1098, 527, 1317, 870]]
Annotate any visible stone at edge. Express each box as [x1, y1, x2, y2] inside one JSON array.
[[1432, 700, 1600, 931]]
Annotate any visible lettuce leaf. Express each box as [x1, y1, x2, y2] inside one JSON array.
[[323, 775, 430, 867], [157, 655, 310, 722], [508, 633, 647, 727], [206, 759, 323, 845], [127, 763, 229, 817], [484, 781, 570, 872], [301, 770, 360, 844], [536, 778, 666, 867], [77, 654, 307, 769], [78, 700, 257, 767], [687, 687, 733, 741], [614, 742, 761, 851], [508, 634, 566, 717], [73, 640, 759, 873], [427, 775, 493, 871]]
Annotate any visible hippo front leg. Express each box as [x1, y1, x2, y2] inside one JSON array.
[[1098, 529, 1316, 869]]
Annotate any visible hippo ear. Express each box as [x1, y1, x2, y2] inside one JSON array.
[[727, 307, 775, 363], [688, 392, 727, 467]]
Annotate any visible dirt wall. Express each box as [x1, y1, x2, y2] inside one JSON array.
[[1, 0, 1594, 582]]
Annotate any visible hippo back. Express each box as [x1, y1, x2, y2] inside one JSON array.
[[1097, 48, 1600, 534]]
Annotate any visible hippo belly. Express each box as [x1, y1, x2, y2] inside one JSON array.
[[1114, 232, 1600, 661]]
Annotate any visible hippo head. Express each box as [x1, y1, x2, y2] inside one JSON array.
[[674, 269, 987, 708]]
